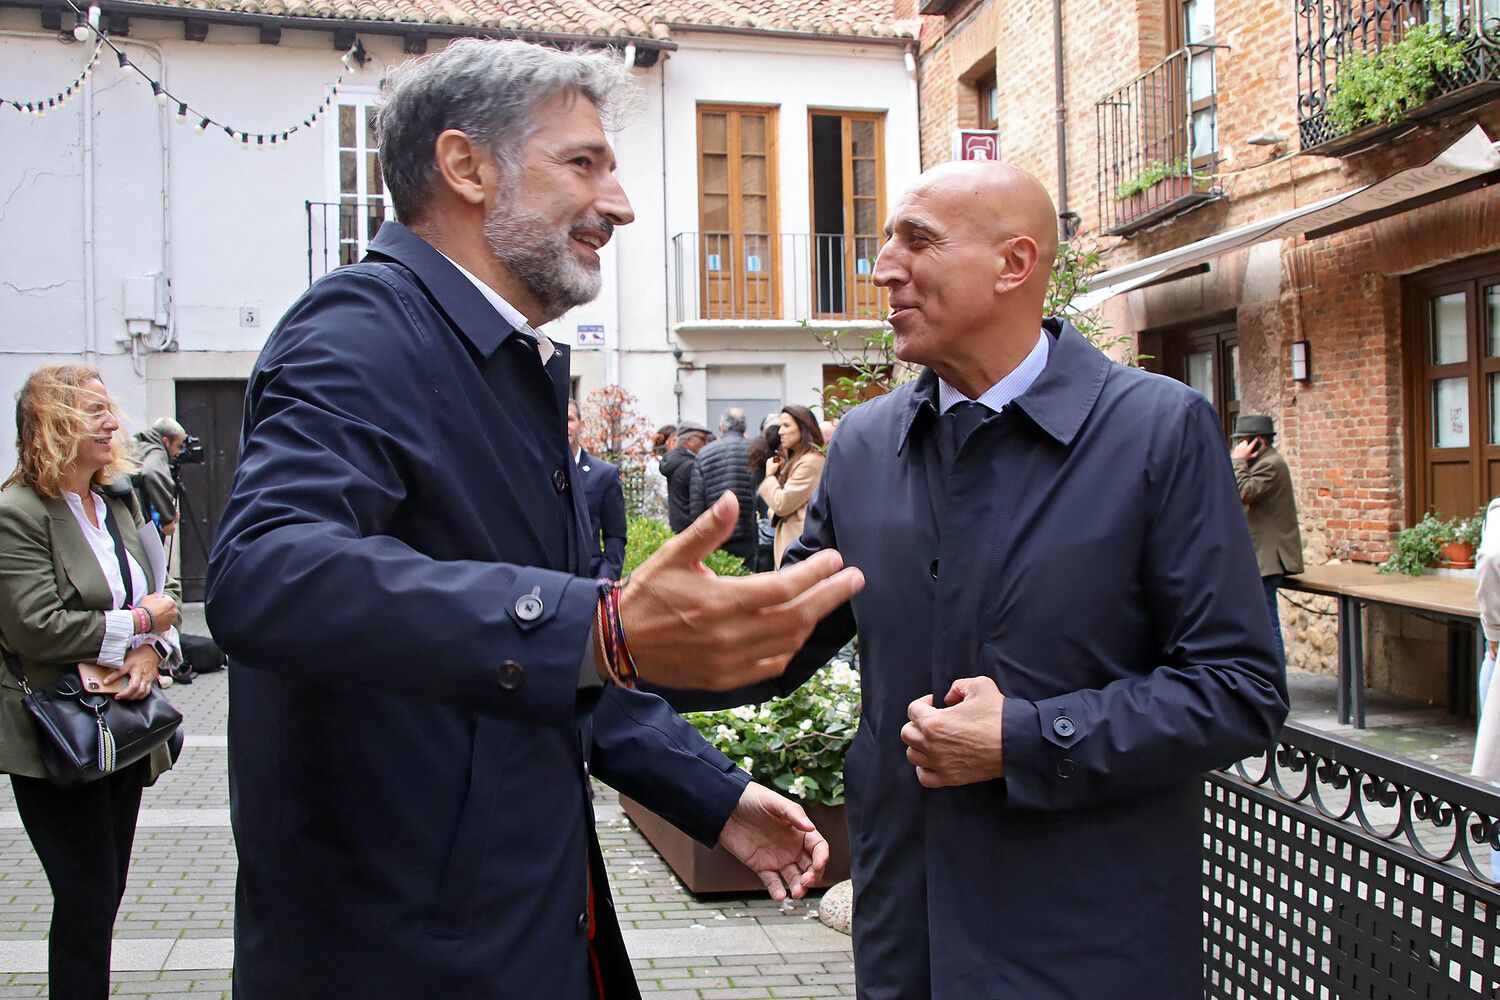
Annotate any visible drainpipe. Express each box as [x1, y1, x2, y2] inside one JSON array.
[[82, 50, 97, 366], [1052, 0, 1069, 243]]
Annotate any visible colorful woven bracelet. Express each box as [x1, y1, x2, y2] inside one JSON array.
[[596, 580, 638, 688]]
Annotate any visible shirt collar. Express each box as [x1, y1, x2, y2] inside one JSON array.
[[438, 252, 555, 364], [898, 318, 1112, 454], [936, 329, 1049, 414]]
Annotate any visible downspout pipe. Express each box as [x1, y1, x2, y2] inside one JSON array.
[[1052, 0, 1069, 243]]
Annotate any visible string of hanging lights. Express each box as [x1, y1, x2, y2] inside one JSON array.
[[2, 0, 365, 150]]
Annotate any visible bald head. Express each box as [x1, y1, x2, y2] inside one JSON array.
[[905, 161, 1059, 292], [873, 160, 1061, 397]]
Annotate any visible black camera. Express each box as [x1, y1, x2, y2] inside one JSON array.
[[171, 434, 205, 469]]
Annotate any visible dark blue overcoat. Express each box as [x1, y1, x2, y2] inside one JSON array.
[[577, 449, 627, 580], [206, 221, 748, 1000], [661, 320, 1288, 999]]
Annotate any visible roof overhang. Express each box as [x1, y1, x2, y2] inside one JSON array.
[[1077, 125, 1500, 310]]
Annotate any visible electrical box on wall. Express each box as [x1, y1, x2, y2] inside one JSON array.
[[120, 273, 168, 345]]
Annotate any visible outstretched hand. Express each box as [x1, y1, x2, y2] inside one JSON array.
[[619, 492, 863, 691], [719, 782, 829, 902]]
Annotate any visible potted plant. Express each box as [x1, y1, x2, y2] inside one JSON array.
[[1113, 157, 1204, 226], [616, 516, 856, 892], [1323, 22, 1468, 139], [1380, 509, 1483, 575], [620, 646, 859, 893]]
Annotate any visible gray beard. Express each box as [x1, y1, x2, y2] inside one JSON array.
[[483, 201, 602, 319]]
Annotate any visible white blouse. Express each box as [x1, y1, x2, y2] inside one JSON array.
[[62, 491, 151, 668]]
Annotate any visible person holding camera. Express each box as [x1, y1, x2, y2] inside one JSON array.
[[1231, 413, 1304, 667], [133, 417, 192, 539]]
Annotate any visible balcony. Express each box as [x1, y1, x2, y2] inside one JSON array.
[[306, 200, 393, 284], [1095, 45, 1222, 236], [670, 231, 887, 330], [1296, 0, 1500, 157]]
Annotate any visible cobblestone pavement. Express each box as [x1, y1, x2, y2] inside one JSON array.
[[0, 613, 1488, 998]]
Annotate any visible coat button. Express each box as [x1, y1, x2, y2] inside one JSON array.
[[577, 910, 589, 932], [515, 593, 544, 621], [1056, 758, 1075, 778], [497, 660, 525, 691], [553, 468, 569, 494], [1053, 716, 1076, 738], [929, 559, 939, 579]]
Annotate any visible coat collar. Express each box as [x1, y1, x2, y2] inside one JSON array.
[[896, 318, 1111, 454], [363, 220, 523, 360], [43, 487, 151, 607]]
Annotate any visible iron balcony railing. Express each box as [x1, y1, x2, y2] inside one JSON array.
[[670, 231, 886, 325], [1208, 721, 1499, 996], [1095, 44, 1222, 236], [306, 199, 394, 284], [1296, 0, 1500, 154]]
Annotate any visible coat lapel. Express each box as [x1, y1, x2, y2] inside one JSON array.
[[43, 495, 114, 609]]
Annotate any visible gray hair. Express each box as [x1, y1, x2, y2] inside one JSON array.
[[152, 417, 186, 440], [720, 408, 746, 434], [377, 39, 636, 222]]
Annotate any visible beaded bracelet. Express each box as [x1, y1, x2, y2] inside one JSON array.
[[595, 580, 638, 688], [141, 604, 156, 632], [131, 606, 149, 634]]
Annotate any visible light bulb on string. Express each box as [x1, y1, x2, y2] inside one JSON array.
[[116, 52, 129, 69], [194, 117, 208, 133], [151, 81, 168, 106], [240, 132, 249, 150], [73, 16, 89, 42], [175, 102, 187, 124]]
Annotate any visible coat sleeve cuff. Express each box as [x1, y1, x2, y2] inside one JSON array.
[[99, 610, 134, 667]]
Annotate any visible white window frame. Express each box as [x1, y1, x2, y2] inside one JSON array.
[[323, 86, 394, 268]]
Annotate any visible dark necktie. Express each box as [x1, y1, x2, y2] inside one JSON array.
[[940, 400, 991, 469]]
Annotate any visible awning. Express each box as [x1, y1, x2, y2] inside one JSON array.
[[1074, 125, 1500, 311]]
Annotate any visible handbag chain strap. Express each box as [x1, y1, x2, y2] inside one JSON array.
[[95, 704, 115, 773]]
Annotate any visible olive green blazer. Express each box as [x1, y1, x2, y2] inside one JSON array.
[[0, 482, 180, 778], [1232, 445, 1305, 578]]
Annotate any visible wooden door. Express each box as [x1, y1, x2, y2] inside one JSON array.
[[174, 380, 247, 602], [698, 106, 780, 319], [810, 111, 885, 319]]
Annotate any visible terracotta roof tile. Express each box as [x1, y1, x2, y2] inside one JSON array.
[[118, 0, 910, 40]]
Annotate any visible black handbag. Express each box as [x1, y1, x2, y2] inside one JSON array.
[[5, 653, 182, 788]]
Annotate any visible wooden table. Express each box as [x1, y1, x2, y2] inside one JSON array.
[[1280, 563, 1484, 728]]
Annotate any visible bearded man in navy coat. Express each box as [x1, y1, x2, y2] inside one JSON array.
[[567, 398, 627, 581], [206, 39, 864, 1000], [657, 162, 1289, 999]]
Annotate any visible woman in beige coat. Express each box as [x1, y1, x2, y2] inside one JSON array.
[[757, 404, 826, 568], [0, 365, 181, 1000]]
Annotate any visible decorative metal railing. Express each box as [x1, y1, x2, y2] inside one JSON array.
[[1095, 44, 1221, 236], [1296, 0, 1500, 153], [1206, 721, 1500, 997], [306, 199, 394, 284], [670, 231, 885, 324]]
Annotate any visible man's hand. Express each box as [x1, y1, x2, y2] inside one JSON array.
[[718, 782, 829, 902], [1230, 437, 1263, 462], [901, 676, 1006, 788], [618, 492, 863, 691]]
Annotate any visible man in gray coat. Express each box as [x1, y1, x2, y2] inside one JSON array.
[[133, 417, 187, 537], [657, 161, 1288, 999], [1231, 413, 1304, 666], [688, 408, 757, 566]]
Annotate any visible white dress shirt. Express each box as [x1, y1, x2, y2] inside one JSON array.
[[62, 490, 150, 668], [439, 252, 555, 364], [937, 328, 1051, 414]]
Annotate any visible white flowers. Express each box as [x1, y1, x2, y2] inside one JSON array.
[[799, 718, 814, 731], [715, 724, 736, 742], [789, 775, 809, 798], [740, 756, 755, 773]]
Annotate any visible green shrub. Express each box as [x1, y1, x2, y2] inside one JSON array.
[[623, 516, 749, 578], [1324, 22, 1468, 134]]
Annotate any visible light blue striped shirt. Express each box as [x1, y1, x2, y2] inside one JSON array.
[[937, 329, 1050, 415]]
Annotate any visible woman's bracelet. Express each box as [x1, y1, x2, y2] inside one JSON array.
[[130, 604, 156, 633]]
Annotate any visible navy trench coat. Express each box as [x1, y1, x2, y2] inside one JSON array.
[[207, 221, 748, 999], [661, 320, 1288, 999]]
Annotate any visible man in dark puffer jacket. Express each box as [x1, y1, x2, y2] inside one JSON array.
[[689, 408, 757, 566], [660, 421, 710, 532]]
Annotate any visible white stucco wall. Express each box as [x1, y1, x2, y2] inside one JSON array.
[[0, 13, 915, 476]]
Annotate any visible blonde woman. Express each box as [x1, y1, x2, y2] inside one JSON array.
[[0, 365, 181, 1000], [758, 404, 827, 568]]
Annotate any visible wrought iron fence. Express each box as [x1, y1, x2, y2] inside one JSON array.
[[1207, 721, 1500, 997], [670, 231, 885, 324], [1296, 0, 1500, 152], [306, 200, 393, 284], [1094, 44, 1222, 236]]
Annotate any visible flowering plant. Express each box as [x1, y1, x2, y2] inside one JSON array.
[[684, 643, 860, 806]]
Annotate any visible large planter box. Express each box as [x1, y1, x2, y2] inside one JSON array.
[[619, 794, 851, 895]]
